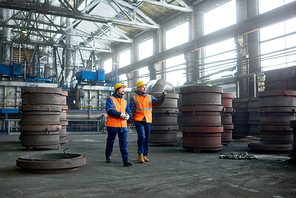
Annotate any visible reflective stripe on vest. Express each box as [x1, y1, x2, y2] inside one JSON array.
[[134, 94, 152, 111], [106, 96, 127, 128], [133, 94, 152, 123]]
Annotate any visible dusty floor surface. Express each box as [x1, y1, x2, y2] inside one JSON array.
[[0, 130, 296, 198]]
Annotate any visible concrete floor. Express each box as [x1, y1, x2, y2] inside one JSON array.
[[0, 130, 296, 198]]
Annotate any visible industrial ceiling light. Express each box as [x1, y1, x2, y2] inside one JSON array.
[[21, 29, 28, 34], [107, 21, 113, 25]]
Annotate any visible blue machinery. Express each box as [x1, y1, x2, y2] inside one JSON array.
[[0, 63, 52, 82]]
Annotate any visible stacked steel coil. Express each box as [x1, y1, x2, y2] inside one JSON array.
[[289, 120, 296, 162], [248, 90, 295, 152], [180, 85, 223, 152], [248, 97, 260, 137], [221, 93, 234, 145], [60, 91, 68, 144], [20, 87, 62, 150], [150, 93, 179, 146], [232, 98, 249, 138]]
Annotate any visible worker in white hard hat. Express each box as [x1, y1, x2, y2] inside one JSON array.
[[129, 80, 166, 163], [105, 83, 133, 167]]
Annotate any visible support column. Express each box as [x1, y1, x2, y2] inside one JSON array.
[[1, 9, 11, 64], [236, 0, 249, 98]]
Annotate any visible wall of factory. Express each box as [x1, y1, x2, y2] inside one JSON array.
[[99, 0, 295, 98]]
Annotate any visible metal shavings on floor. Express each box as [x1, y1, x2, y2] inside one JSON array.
[[220, 152, 258, 160]]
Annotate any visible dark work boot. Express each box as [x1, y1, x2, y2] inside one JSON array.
[[123, 161, 133, 166], [106, 156, 111, 163]]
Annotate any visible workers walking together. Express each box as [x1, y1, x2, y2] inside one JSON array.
[[105, 83, 133, 167], [129, 80, 166, 163]]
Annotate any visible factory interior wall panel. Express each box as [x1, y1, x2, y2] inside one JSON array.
[[264, 66, 296, 91]]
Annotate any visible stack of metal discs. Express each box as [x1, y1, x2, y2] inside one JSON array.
[[150, 92, 179, 146], [232, 98, 249, 138], [20, 87, 62, 150], [180, 85, 223, 152], [249, 90, 295, 152], [60, 90, 69, 144], [221, 93, 234, 145], [248, 97, 260, 137]]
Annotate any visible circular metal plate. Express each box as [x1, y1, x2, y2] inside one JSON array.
[[16, 153, 86, 170], [181, 126, 223, 133], [20, 105, 62, 112], [21, 87, 63, 95]]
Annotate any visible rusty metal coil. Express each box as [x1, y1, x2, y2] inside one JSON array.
[[222, 129, 233, 145], [20, 131, 60, 149], [22, 93, 62, 105], [20, 105, 62, 112], [20, 125, 62, 132], [289, 120, 296, 160], [180, 86, 222, 106], [222, 93, 234, 108], [21, 111, 61, 125], [21, 87, 63, 95], [259, 90, 296, 107], [182, 112, 221, 127], [233, 98, 248, 109], [60, 91, 68, 105], [151, 93, 179, 108], [182, 132, 222, 152], [149, 131, 178, 146], [152, 114, 178, 125], [222, 114, 232, 125]]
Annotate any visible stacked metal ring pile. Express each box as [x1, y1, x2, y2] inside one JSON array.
[[150, 92, 179, 146], [232, 98, 249, 138], [249, 90, 295, 152], [180, 85, 223, 152], [60, 91, 69, 144], [20, 87, 63, 150], [248, 97, 260, 137], [221, 93, 234, 145], [289, 120, 296, 162]]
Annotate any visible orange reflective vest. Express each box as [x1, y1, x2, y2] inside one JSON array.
[[106, 96, 127, 128], [133, 94, 152, 123]]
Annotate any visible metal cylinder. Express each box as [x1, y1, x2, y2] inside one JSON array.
[[248, 90, 295, 152], [232, 98, 249, 138], [60, 90, 69, 144], [150, 93, 179, 146], [20, 87, 62, 150], [221, 93, 234, 145], [180, 85, 223, 152], [289, 120, 296, 162]]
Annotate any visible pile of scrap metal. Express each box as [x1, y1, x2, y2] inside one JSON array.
[[220, 152, 258, 160]]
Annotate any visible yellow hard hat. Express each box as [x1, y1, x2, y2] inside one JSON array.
[[136, 80, 146, 88], [114, 83, 126, 92]]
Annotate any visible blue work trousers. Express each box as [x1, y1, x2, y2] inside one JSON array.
[[105, 132, 129, 162], [135, 121, 151, 156]]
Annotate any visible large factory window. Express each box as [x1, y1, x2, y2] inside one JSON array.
[[118, 74, 127, 85], [118, 48, 131, 68], [103, 58, 112, 74], [165, 54, 186, 87], [203, 0, 236, 35], [165, 22, 189, 50], [139, 38, 153, 60], [259, 0, 294, 14], [203, 38, 237, 80], [259, 0, 296, 72], [138, 66, 150, 83]]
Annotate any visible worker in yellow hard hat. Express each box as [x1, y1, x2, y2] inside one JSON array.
[[129, 80, 167, 163], [105, 83, 133, 166]]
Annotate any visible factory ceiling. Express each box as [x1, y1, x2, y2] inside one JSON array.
[[0, 0, 195, 53]]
